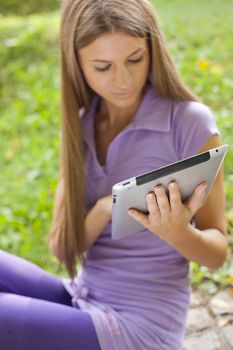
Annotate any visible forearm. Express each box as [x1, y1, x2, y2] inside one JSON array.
[[170, 224, 228, 270], [83, 199, 111, 251], [48, 177, 111, 257]]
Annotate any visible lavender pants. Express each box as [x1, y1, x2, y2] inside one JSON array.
[[0, 249, 101, 350]]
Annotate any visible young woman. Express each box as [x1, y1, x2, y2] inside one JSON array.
[[0, 1, 228, 349]]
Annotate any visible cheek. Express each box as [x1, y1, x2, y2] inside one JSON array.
[[138, 57, 150, 79], [83, 67, 110, 91]]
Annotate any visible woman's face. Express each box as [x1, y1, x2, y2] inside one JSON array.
[[78, 32, 150, 108]]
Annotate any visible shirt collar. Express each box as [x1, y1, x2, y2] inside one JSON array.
[[80, 82, 172, 133]]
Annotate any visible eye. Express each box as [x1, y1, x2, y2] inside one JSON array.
[[128, 56, 143, 64], [94, 56, 144, 72], [95, 65, 111, 72]]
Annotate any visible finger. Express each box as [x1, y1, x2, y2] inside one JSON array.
[[128, 209, 149, 228], [168, 181, 182, 212], [146, 192, 160, 218], [154, 185, 170, 215], [186, 182, 208, 215]]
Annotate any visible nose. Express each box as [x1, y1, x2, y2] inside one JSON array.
[[114, 65, 132, 90]]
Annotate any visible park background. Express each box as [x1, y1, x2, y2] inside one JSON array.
[[0, 0, 233, 295]]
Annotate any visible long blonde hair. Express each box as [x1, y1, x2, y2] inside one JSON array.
[[47, 0, 197, 278]]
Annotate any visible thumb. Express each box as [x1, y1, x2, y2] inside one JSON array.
[[185, 182, 208, 216]]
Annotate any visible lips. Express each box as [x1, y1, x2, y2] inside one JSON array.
[[115, 90, 133, 97]]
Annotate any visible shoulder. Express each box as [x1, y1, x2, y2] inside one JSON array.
[[171, 100, 220, 158], [172, 100, 216, 126]]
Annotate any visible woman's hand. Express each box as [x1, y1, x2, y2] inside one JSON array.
[[128, 181, 207, 245]]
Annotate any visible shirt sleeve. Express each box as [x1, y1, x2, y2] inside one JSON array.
[[172, 101, 220, 159]]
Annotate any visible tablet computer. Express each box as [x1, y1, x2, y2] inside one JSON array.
[[112, 145, 228, 240]]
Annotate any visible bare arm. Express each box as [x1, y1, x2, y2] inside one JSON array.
[[171, 134, 228, 270], [48, 173, 112, 257], [83, 195, 112, 251]]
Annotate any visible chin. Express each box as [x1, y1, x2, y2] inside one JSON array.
[[111, 93, 140, 107]]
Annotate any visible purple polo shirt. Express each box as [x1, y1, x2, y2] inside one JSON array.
[[63, 82, 219, 350]]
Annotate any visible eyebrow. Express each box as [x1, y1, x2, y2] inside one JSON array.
[[90, 48, 145, 63]]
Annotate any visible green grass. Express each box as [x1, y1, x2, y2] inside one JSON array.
[[0, 0, 59, 16], [0, 13, 63, 274], [0, 0, 233, 288]]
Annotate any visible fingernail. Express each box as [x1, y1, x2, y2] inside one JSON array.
[[169, 181, 177, 189]]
